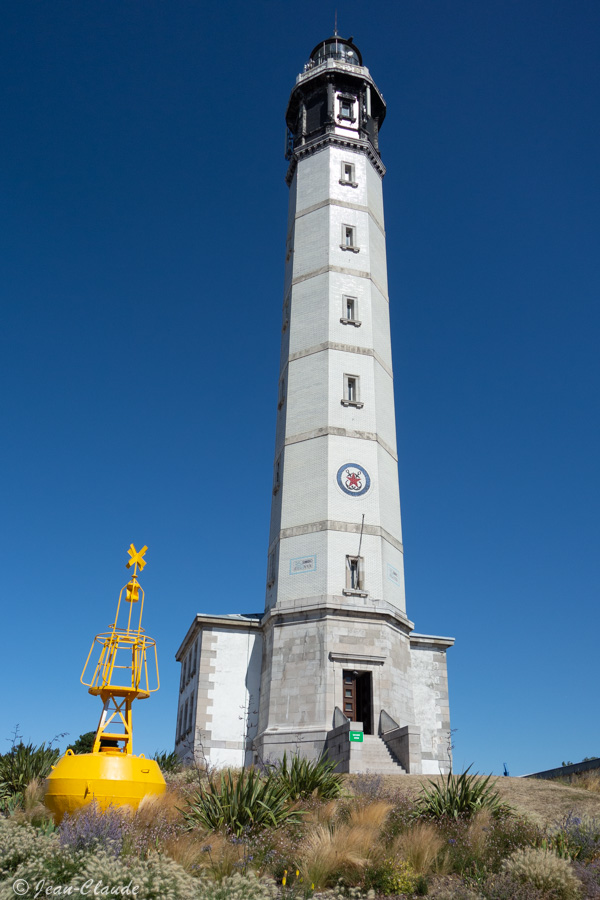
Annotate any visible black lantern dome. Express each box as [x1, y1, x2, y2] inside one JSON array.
[[309, 36, 363, 67]]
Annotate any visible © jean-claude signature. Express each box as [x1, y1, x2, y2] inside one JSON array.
[[12, 879, 140, 897]]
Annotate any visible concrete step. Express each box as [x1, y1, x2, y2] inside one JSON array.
[[351, 734, 406, 774]]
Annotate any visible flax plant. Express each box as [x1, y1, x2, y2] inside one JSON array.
[[182, 768, 303, 836], [416, 766, 506, 820]]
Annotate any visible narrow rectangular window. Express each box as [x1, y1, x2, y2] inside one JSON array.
[[273, 456, 281, 493], [267, 549, 276, 587], [350, 557, 359, 588], [340, 225, 358, 252], [345, 556, 364, 592], [282, 293, 290, 331], [341, 296, 360, 326], [342, 374, 362, 406], [341, 161, 355, 184]]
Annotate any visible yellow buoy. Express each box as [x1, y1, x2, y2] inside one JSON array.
[[45, 544, 166, 822]]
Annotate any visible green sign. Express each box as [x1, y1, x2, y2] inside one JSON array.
[[349, 730, 364, 742]]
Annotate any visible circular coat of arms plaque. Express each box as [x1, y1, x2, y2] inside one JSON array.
[[336, 463, 371, 497]]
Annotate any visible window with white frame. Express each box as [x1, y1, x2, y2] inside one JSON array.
[[342, 374, 364, 408], [344, 555, 367, 595], [338, 96, 355, 121], [340, 161, 357, 187], [340, 295, 361, 326], [340, 224, 359, 252]]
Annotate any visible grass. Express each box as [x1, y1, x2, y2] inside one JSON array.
[[558, 770, 600, 794], [365, 774, 600, 826], [296, 804, 390, 889], [3, 762, 600, 899], [395, 820, 449, 875]]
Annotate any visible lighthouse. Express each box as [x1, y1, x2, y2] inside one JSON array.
[[176, 36, 454, 775]]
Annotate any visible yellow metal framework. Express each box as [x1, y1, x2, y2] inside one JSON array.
[[81, 544, 159, 754]]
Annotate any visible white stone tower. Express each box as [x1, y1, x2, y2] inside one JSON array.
[[176, 36, 453, 774]]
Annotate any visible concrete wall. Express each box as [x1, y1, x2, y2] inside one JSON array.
[[381, 724, 422, 774], [409, 635, 453, 774], [323, 721, 351, 772], [524, 758, 600, 780], [175, 617, 262, 769]]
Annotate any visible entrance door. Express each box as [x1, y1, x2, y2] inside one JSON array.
[[343, 671, 357, 720], [342, 670, 373, 734]]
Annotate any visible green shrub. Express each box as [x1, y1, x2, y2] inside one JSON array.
[[428, 880, 480, 900], [195, 873, 278, 900], [482, 812, 543, 872], [182, 768, 304, 836], [416, 767, 506, 820], [77, 850, 200, 900], [0, 742, 60, 805], [551, 813, 600, 861], [272, 752, 343, 801], [363, 857, 418, 895], [481, 871, 550, 899], [153, 749, 183, 774], [501, 846, 582, 899], [571, 859, 600, 898], [314, 886, 375, 900], [0, 819, 55, 875], [58, 803, 126, 855], [66, 732, 95, 754], [0, 826, 200, 900]]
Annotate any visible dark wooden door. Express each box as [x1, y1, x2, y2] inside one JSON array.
[[343, 671, 357, 720]]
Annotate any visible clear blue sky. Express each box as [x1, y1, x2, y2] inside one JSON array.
[[1, 0, 598, 776]]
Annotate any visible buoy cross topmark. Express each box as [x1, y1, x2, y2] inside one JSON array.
[[127, 543, 147, 572]]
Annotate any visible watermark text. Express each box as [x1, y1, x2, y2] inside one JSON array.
[[12, 879, 140, 897]]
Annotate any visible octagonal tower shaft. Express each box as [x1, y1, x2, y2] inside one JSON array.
[[266, 43, 406, 621], [257, 39, 419, 758]]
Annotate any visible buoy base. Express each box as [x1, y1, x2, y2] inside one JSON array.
[[44, 751, 166, 823]]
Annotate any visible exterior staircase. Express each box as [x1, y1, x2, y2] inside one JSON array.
[[352, 734, 406, 774]]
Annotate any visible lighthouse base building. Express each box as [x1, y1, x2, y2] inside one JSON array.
[[175, 36, 454, 775]]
